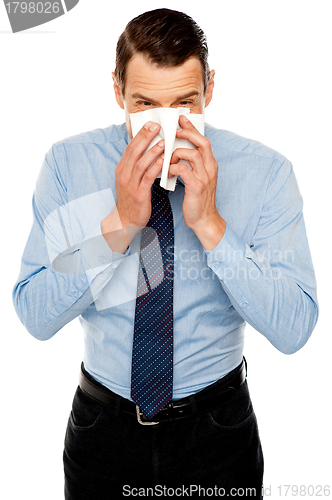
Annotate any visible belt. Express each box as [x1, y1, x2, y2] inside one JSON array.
[[79, 359, 247, 426]]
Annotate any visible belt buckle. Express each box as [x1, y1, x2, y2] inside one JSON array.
[[136, 406, 159, 426]]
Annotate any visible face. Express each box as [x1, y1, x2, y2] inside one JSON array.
[[112, 53, 215, 138]]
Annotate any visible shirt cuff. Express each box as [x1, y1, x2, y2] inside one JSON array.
[[80, 224, 127, 265], [79, 223, 129, 280], [204, 223, 247, 280]]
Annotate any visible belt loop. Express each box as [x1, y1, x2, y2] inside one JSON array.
[[188, 394, 198, 414], [243, 356, 247, 376], [113, 396, 121, 418]]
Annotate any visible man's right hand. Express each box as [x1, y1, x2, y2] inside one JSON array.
[[101, 121, 164, 253], [116, 121, 164, 229]]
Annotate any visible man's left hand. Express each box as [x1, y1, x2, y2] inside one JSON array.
[[169, 114, 226, 251]]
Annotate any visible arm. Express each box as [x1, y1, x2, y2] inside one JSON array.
[[12, 123, 165, 341], [12, 145, 126, 341], [169, 116, 318, 354], [205, 161, 318, 354]]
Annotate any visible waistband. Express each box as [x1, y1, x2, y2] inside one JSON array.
[[79, 359, 247, 425]]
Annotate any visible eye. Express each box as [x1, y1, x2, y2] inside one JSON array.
[[138, 101, 153, 108], [178, 101, 193, 107]]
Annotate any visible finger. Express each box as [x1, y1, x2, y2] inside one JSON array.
[[168, 162, 198, 188], [176, 115, 215, 170], [170, 148, 207, 181], [130, 139, 165, 187], [140, 155, 164, 191], [118, 121, 161, 177], [176, 115, 204, 146]]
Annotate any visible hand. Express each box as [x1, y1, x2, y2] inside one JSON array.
[[101, 121, 164, 252], [169, 115, 226, 250], [115, 121, 165, 228]]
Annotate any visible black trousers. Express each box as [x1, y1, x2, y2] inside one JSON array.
[[63, 363, 264, 499]]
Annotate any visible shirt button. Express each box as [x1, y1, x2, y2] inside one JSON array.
[[213, 262, 220, 268], [98, 255, 106, 264], [242, 301, 248, 309]]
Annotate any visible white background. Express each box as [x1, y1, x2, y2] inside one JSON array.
[[1, 1, 331, 498]]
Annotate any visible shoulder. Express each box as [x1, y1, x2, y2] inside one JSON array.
[[53, 123, 129, 148], [41, 123, 128, 193], [205, 124, 295, 201], [44, 122, 129, 173], [205, 123, 287, 165]]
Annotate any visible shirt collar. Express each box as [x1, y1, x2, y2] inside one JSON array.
[[175, 176, 185, 187]]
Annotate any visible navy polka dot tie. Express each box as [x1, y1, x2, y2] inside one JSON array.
[[131, 179, 174, 419]]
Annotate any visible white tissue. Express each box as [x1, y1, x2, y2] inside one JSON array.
[[130, 108, 205, 191]]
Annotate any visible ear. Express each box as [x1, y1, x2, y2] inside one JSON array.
[[204, 70, 215, 108], [112, 72, 125, 110]]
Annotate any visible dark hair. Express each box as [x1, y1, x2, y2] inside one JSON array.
[[114, 9, 210, 95]]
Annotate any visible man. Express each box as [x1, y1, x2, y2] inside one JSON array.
[[13, 8, 318, 499]]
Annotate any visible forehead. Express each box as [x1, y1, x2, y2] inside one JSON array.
[[124, 54, 204, 98]]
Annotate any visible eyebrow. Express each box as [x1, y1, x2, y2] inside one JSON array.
[[131, 91, 200, 104]]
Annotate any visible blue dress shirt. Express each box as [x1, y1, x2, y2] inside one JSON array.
[[13, 123, 319, 400]]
